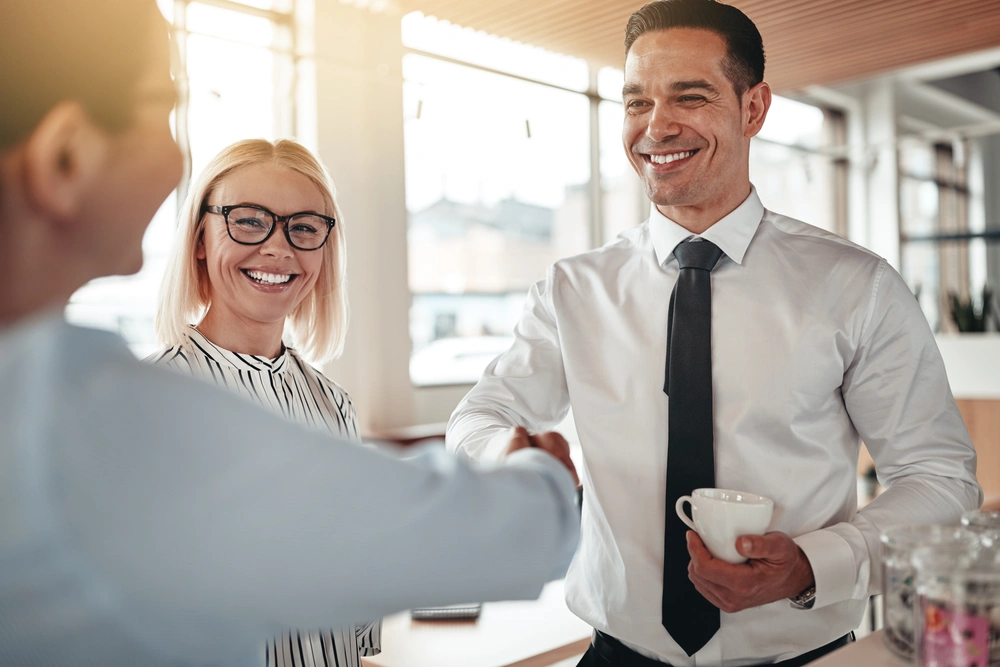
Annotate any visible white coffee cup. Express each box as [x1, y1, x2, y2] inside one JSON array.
[[675, 488, 774, 564]]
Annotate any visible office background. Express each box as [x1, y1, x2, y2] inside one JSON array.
[[66, 1, 1000, 500]]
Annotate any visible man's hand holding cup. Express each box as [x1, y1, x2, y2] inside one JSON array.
[[675, 488, 814, 613]]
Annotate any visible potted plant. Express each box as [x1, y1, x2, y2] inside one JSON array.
[[948, 286, 994, 333]]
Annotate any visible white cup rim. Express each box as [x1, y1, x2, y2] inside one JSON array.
[[693, 487, 773, 507]]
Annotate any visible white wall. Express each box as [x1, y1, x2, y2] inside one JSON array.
[[937, 334, 1000, 399]]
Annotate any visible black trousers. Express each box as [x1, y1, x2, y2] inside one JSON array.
[[576, 631, 855, 667]]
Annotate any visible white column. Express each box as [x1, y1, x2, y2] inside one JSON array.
[[312, 1, 414, 431], [862, 78, 900, 269]]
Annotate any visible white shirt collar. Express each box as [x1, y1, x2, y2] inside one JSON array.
[[648, 185, 764, 267], [184, 325, 290, 374]]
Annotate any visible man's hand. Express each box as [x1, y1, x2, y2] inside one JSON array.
[[505, 427, 579, 486], [686, 530, 814, 613]]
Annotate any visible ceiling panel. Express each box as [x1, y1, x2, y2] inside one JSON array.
[[395, 0, 1000, 92]]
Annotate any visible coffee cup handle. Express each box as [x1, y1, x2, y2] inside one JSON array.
[[675, 495, 697, 531]]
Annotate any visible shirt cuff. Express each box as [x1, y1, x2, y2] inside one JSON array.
[[793, 529, 857, 609]]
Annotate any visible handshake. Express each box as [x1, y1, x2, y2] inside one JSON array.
[[505, 426, 580, 487]]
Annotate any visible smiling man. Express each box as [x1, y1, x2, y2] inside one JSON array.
[[0, 1, 580, 665], [622, 27, 765, 233], [447, 1, 981, 665]]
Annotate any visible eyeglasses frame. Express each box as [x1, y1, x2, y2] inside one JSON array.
[[202, 204, 337, 251]]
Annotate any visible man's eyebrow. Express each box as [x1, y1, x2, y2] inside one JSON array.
[[622, 82, 644, 98], [621, 80, 721, 98], [671, 79, 719, 94]]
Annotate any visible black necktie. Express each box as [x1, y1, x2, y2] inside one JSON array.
[[662, 238, 724, 656]]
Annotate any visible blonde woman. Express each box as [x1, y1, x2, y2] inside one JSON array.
[[148, 138, 378, 667]]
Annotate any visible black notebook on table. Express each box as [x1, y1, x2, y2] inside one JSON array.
[[410, 603, 483, 621]]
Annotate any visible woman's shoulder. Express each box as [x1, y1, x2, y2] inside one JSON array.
[[285, 348, 360, 437], [144, 342, 190, 368], [286, 349, 354, 401], [144, 331, 210, 376]]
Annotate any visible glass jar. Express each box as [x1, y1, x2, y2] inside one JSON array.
[[880, 524, 981, 660], [963, 510, 1000, 548], [913, 544, 1000, 667]]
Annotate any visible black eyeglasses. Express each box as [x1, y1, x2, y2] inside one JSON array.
[[203, 204, 336, 251]]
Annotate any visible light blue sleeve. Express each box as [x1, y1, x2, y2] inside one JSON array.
[[31, 326, 580, 665]]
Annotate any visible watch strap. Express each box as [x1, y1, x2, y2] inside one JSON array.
[[789, 584, 816, 610]]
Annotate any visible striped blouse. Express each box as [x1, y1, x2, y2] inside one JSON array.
[[147, 326, 380, 667]]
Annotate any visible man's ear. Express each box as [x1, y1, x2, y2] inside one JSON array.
[[21, 101, 109, 224], [743, 81, 772, 139]]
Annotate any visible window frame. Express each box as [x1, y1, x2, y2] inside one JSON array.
[[401, 46, 624, 388], [400, 40, 843, 388]]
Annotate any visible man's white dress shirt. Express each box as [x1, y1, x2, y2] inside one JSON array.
[[0, 313, 580, 667], [447, 189, 981, 666]]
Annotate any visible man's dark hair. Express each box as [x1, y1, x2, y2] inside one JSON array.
[[0, 0, 158, 150], [624, 0, 765, 97]]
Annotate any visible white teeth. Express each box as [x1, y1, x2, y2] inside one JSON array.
[[649, 150, 695, 164], [246, 270, 291, 285]]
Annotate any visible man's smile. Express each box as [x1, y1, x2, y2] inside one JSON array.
[[641, 148, 700, 171]]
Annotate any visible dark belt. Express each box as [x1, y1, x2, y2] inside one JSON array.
[[591, 631, 854, 667]]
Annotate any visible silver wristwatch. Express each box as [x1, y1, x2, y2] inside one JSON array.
[[789, 584, 816, 610]]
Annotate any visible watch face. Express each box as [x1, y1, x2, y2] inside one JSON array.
[[791, 586, 816, 609]]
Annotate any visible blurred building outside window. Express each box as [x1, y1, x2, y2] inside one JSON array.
[[403, 12, 840, 386], [64, 0, 299, 359], [402, 14, 603, 387]]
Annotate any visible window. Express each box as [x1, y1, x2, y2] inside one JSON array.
[[898, 138, 989, 332], [65, 0, 299, 358], [598, 67, 649, 245], [401, 14, 842, 386], [751, 95, 843, 235], [400, 11, 589, 92], [402, 17, 597, 386]]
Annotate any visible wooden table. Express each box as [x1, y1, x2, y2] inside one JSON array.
[[362, 580, 592, 667], [812, 630, 908, 667]]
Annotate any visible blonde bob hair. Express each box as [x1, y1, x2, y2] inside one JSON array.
[[155, 138, 348, 363]]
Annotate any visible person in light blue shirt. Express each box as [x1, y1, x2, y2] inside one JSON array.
[[0, 2, 580, 666]]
